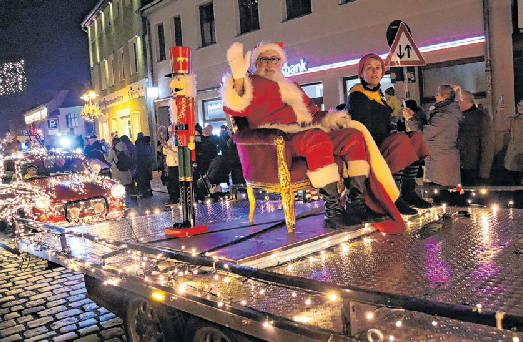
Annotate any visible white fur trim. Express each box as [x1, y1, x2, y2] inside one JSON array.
[[321, 110, 349, 131], [344, 120, 400, 200], [345, 160, 370, 177], [307, 163, 340, 189], [185, 74, 197, 98], [169, 98, 178, 124], [252, 42, 287, 65], [220, 74, 254, 112], [277, 79, 313, 124]]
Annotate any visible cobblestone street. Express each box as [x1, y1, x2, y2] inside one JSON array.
[[0, 172, 173, 342], [0, 236, 127, 342]]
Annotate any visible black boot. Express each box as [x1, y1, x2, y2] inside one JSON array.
[[395, 196, 418, 215], [393, 169, 418, 215], [343, 175, 379, 223], [402, 164, 432, 209], [402, 178, 432, 209], [320, 182, 359, 229]]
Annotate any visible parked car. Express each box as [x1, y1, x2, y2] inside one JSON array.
[[0, 148, 126, 228]]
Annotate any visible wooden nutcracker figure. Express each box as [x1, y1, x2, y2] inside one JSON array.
[[165, 46, 207, 236]]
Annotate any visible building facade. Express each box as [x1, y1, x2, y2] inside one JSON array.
[[23, 89, 90, 149], [82, 0, 151, 143], [139, 0, 517, 175]]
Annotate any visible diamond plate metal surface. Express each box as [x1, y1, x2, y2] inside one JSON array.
[[14, 200, 523, 340]]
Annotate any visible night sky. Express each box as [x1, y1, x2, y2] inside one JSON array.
[[0, 0, 100, 135]]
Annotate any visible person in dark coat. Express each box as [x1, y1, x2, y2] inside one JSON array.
[[345, 53, 431, 215], [135, 134, 154, 198], [457, 90, 495, 185], [194, 125, 219, 179]]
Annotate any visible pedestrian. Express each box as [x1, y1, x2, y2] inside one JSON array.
[[195, 124, 219, 180], [384, 87, 403, 130], [135, 133, 154, 198], [401, 99, 426, 132], [104, 137, 134, 195], [499, 97, 523, 185], [423, 84, 463, 187], [157, 126, 168, 185], [457, 90, 495, 185], [221, 42, 404, 233], [163, 127, 180, 205], [345, 53, 431, 215]]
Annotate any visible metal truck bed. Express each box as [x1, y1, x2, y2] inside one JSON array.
[[12, 191, 523, 341]]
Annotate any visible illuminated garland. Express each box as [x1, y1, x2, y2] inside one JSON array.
[[0, 60, 27, 96], [0, 149, 124, 225]]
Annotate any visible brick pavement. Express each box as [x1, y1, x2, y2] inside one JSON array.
[[0, 237, 127, 342]]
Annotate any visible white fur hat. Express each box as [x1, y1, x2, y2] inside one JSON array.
[[251, 42, 287, 66]]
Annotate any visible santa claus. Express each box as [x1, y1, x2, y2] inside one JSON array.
[[220, 42, 405, 234]]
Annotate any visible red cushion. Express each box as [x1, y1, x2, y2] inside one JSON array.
[[234, 129, 344, 185]]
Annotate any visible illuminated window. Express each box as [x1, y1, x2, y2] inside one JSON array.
[[286, 0, 311, 20], [301, 83, 324, 110], [200, 2, 216, 47], [203, 99, 226, 129], [66, 113, 80, 128], [239, 0, 259, 34]]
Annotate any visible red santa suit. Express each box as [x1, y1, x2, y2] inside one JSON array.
[[221, 74, 405, 234]]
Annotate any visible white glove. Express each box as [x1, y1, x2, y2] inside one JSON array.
[[227, 42, 252, 79]]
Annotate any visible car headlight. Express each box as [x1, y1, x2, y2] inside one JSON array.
[[35, 195, 51, 210], [111, 184, 126, 198]]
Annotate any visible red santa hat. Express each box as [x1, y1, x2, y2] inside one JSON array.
[[358, 53, 386, 78], [251, 42, 287, 65]]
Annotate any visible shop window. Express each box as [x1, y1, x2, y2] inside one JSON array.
[[203, 99, 226, 131], [173, 16, 183, 46], [200, 2, 216, 47], [301, 83, 324, 110], [421, 61, 486, 105], [286, 0, 311, 20], [239, 0, 260, 34], [157, 23, 166, 61]]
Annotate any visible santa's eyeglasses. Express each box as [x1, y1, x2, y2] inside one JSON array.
[[258, 57, 281, 65]]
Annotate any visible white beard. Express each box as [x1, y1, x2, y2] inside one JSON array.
[[255, 69, 284, 83]]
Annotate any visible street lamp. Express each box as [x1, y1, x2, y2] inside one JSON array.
[[80, 91, 103, 122]]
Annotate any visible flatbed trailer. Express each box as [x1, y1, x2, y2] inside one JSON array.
[[9, 186, 523, 341]]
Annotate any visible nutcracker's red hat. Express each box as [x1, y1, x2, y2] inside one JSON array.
[[251, 42, 286, 65], [358, 53, 386, 78], [165, 46, 192, 77]]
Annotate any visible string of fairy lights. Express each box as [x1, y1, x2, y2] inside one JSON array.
[[0, 60, 27, 96], [10, 206, 523, 341]]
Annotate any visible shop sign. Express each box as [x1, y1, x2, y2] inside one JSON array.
[[282, 59, 308, 76]]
